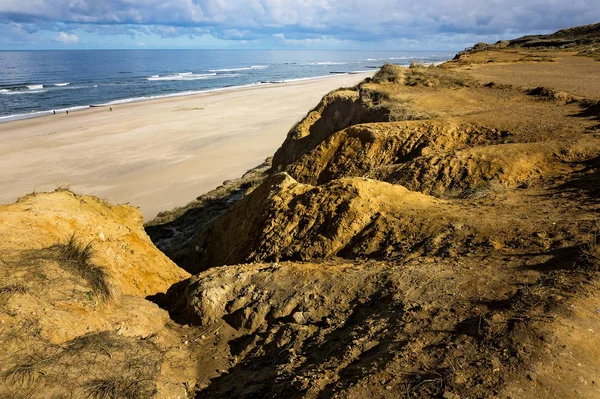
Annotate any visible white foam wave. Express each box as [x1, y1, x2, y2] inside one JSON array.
[[3, 89, 47, 95], [307, 62, 347, 65], [0, 105, 90, 122], [54, 82, 70, 86], [146, 72, 217, 81], [209, 65, 268, 72], [27, 84, 43, 90], [97, 73, 359, 106]]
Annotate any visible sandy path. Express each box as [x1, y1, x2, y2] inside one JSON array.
[[0, 73, 373, 220]]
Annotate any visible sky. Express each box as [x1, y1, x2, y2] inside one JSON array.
[[0, 0, 599, 50]]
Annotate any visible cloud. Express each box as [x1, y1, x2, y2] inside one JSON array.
[[0, 0, 598, 48], [55, 31, 79, 44]]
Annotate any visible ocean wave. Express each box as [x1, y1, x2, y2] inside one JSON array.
[[209, 65, 268, 72], [2, 89, 48, 95], [146, 72, 217, 81], [81, 74, 359, 108], [0, 73, 368, 123], [306, 62, 348, 65], [95, 81, 266, 106], [0, 83, 89, 93]]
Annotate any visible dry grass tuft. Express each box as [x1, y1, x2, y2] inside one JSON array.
[[409, 60, 426, 68], [0, 283, 27, 306], [57, 234, 111, 300], [581, 223, 600, 271], [55, 184, 72, 192], [85, 377, 155, 399], [452, 180, 505, 200], [372, 63, 405, 83], [5, 353, 54, 387], [66, 331, 124, 359], [0, 283, 27, 296]]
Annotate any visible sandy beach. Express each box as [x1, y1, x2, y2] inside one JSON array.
[[0, 72, 373, 220]]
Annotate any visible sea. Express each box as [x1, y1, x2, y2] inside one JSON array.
[[0, 50, 455, 123]]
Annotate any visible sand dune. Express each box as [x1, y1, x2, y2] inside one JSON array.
[[0, 73, 372, 219]]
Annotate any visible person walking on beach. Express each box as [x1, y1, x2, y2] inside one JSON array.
[[66, 110, 68, 115], [110, 107, 112, 112], [53, 110, 56, 115]]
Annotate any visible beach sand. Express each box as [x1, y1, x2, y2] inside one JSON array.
[[0, 72, 373, 220]]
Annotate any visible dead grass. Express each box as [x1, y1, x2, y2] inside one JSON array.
[[404, 66, 472, 88], [0, 283, 27, 296], [56, 234, 111, 300], [66, 331, 124, 358], [409, 60, 426, 68], [5, 353, 55, 387], [85, 377, 154, 399], [372, 64, 405, 84], [446, 180, 506, 200], [372, 63, 472, 88], [2, 331, 162, 398], [577, 47, 600, 60], [3, 318, 42, 345], [360, 88, 435, 122], [0, 283, 27, 306], [581, 223, 600, 271]]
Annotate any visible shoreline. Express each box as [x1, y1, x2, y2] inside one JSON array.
[[0, 71, 375, 124], [0, 71, 374, 220]]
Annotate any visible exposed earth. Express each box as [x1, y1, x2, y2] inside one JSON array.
[[2, 23, 600, 398]]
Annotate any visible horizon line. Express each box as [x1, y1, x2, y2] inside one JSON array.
[[0, 48, 459, 52]]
